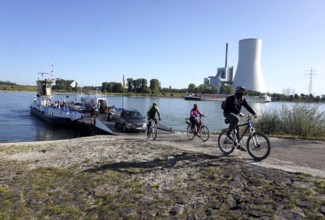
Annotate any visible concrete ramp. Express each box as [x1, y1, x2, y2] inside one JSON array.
[[157, 122, 173, 133], [95, 118, 115, 134]]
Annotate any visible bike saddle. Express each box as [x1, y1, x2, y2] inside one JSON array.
[[224, 119, 230, 124]]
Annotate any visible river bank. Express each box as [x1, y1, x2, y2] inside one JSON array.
[[0, 133, 324, 219]]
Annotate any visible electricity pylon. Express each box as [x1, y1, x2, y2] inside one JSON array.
[[306, 67, 317, 95]]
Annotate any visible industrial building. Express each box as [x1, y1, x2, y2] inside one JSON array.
[[205, 38, 267, 93]]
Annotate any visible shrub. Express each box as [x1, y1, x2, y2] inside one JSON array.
[[255, 103, 325, 138]]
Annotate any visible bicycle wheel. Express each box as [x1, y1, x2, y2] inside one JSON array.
[[218, 130, 235, 155], [200, 125, 209, 142], [147, 127, 151, 138], [187, 125, 195, 140], [152, 126, 157, 140], [246, 132, 271, 161]]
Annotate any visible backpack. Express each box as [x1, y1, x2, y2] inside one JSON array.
[[221, 96, 231, 111], [148, 106, 158, 118]]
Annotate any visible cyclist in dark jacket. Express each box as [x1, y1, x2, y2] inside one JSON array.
[[147, 102, 161, 134], [223, 86, 257, 150]]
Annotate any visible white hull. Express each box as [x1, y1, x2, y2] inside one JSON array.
[[30, 103, 83, 125], [30, 71, 83, 127]]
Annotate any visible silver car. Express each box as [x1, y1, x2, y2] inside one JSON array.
[[114, 108, 147, 132], [70, 101, 86, 112]]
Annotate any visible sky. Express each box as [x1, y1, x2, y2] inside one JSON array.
[[1, 0, 325, 95]]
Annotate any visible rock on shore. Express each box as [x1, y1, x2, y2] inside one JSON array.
[[0, 134, 324, 219]]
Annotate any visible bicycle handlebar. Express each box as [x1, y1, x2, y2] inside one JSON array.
[[239, 113, 259, 119]]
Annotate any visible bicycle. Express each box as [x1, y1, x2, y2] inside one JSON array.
[[218, 114, 271, 161], [185, 115, 209, 142], [147, 117, 158, 140]]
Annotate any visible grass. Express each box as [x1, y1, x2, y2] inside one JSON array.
[[255, 103, 325, 139], [0, 161, 324, 219], [0, 144, 35, 153], [0, 85, 36, 92], [312, 179, 325, 194]]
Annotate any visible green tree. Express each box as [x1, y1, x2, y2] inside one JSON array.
[[134, 78, 148, 93], [112, 83, 123, 93], [126, 78, 133, 92], [107, 82, 115, 92], [220, 84, 234, 94], [102, 82, 108, 93], [53, 79, 66, 91], [211, 85, 218, 94], [150, 79, 160, 95], [66, 80, 75, 92], [52, 79, 77, 92], [132, 79, 140, 92], [188, 83, 196, 93], [196, 84, 210, 93]]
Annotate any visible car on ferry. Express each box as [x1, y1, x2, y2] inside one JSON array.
[[114, 108, 147, 132], [69, 101, 86, 112]]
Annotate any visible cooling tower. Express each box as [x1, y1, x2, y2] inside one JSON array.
[[233, 38, 266, 93]]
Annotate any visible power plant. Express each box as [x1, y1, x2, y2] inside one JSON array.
[[205, 38, 267, 93], [233, 39, 266, 93]]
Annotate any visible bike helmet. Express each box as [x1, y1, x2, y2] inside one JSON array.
[[236, 86, 246, 93], [152, 102, 157, 106], [194, 103, 198, 108]]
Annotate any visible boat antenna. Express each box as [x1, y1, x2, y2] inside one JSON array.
[[38, 72, 48, 80]]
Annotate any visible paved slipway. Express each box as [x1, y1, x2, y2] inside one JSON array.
[[146, 132, 325, 178]]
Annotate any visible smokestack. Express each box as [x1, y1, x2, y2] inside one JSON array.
[[225, 43, 228, 68]]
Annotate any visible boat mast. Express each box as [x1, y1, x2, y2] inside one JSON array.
[[49, 63, 54, 80], [37, 64, 54, 97]]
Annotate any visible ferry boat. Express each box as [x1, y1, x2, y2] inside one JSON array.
[[81, 91, 109, 114], [184, 93, 228, 101], [261, 94, 272, 103], [30, 72, 83, 126], [183, 93, 201, 101], [184, 93, 271, 102]]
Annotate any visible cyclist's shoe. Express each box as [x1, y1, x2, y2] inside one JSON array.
[[226, 133, 234, 141], [224, 137, 233, 144], [237, 145, 246, 151], [147, 129, 150, 137]]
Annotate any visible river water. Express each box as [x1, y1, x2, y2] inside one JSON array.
[[0, 91, 324, 143]]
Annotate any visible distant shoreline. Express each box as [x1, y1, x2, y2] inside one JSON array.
[[0, 88, 186, 98]]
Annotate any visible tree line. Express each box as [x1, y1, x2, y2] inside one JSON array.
[[1, 79, 325, 102], [52, 79, 77, 92], [44, 78, 325, 102], [0, 81, 18, 85]]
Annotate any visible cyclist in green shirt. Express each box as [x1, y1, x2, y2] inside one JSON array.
[[147, 102, 161, 135]]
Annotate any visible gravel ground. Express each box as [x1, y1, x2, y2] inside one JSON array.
[[0, 132, 324, 177], [145, 132, 325, 177], [0, 132, 324, 219]]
